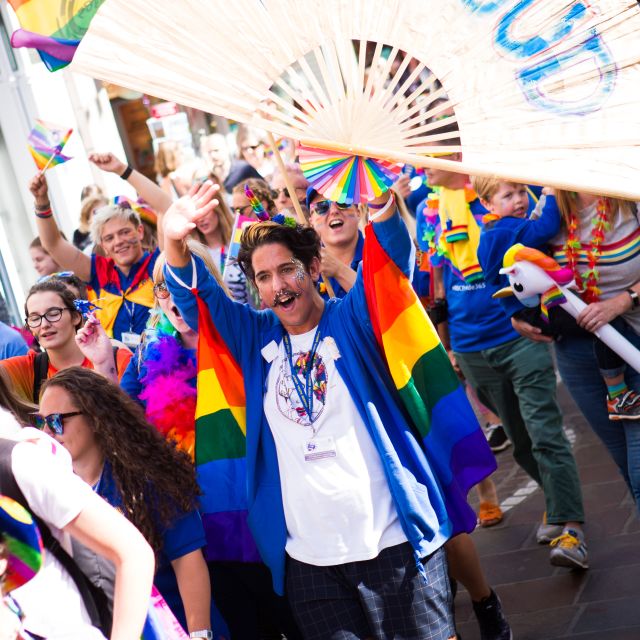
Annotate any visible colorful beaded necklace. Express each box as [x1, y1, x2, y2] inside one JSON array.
[[564, 198, 611, 303]]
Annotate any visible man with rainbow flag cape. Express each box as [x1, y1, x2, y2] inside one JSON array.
[[162, 181, 499, 640], [30, 153, 172, 346]]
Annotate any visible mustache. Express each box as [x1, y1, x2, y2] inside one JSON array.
[[271, 289, 301, 307]]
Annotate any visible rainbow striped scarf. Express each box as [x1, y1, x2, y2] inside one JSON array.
[[8, 0, 105, 71], [363, 224, 496, 533], [194, 292, 260, 562]]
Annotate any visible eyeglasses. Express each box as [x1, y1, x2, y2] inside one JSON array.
[[233, 204, 253, 216], [153, 281, 170, 299], [31, 411, 83, 435], [310, 200, 351, 216], [272, 187, 306, 200], [37, 271, 74, 284], [25, 307, 71, 328]]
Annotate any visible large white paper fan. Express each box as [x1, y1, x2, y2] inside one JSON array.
[[71, 0, 640, 198]]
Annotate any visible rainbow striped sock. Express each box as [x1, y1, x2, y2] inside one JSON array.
[[607, 381, 627, 399]]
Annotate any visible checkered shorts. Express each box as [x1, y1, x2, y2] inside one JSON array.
[[286, 543, 454, 640]]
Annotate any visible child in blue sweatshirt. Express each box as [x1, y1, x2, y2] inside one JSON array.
[[475, 177, 640, 421]]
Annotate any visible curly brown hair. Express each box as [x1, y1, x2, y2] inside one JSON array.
[[237, 221, 321, 281], [41, 367, 199, 554]]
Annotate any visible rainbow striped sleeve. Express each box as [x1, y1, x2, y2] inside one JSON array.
[[363, 223, 496, 534], [8, 0, 105, 71], [194, 294, 260, 562]]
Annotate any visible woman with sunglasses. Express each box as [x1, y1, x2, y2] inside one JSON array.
[[0, 280, 132, 403], [36, 366, 213, 637], [307, 188, 363, 299]]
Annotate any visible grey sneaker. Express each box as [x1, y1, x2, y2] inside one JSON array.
[[549, 528, 589, 570], [536, 521, 564, 544]]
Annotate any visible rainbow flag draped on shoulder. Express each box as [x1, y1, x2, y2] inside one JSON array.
[[194, 293, 260, 562], [8, 0, 105, 71], [363, 223, 496, 534]]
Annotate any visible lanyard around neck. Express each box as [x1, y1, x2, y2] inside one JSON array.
[[282, 327, 322, 424]]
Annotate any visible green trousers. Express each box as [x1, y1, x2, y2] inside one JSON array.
[[455, 337, 584, 524]]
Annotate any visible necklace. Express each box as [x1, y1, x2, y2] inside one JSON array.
[[564, 198, 611, 304]]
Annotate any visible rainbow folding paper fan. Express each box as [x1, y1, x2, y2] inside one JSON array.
[[16, 0, 640, 199], [299, 145, 401, 204]]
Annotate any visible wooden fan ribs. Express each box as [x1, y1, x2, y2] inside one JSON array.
[[71, 0, 640, 199]]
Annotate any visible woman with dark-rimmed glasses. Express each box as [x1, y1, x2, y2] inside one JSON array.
[[0, 280, 131, 404]]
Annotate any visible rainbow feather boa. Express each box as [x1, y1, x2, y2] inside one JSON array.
[[139, 324, 197, 460]]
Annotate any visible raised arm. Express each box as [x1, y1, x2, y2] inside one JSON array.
[[517, 192, 561, 247], [89, 152, 173, 250], [65, 491, 155, 640], [30, 173, 92, 281], [163, 181, 260, 361]]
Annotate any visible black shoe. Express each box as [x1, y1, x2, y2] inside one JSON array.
[[472, 589, 513, 640], [486, 424, 511, 453]]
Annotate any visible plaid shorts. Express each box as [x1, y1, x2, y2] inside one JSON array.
[[286, 543, 454, 640]]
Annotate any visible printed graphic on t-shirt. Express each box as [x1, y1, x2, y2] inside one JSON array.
[[276, 349, 327, 425]]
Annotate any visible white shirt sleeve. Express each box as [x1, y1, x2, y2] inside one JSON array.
[[11, 429, 93, 530]]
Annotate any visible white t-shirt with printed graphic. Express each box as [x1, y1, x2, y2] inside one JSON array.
[[264, 327, 406, 566]]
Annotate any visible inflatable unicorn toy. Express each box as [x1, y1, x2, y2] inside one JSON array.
[[494, 243, 640, 372]]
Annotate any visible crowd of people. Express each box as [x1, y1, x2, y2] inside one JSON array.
[[0, 117, 639, 640]]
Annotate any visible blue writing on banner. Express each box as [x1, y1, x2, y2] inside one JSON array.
[[460, 0, 618, 115], [461, 0, 510, 12], [517, 31, 617, 116], [496, 1, 589, 58]]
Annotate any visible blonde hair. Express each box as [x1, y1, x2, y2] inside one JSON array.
[[555, 190, 636, 228], [193, 171, 234, 247], [79, 194, 108, 233], [471, 176, 519, 202], [90, 204, 141, 244], [148, 240, 231, 330], [154, 141, 181, 178]]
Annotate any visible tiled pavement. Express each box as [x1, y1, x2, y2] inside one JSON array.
[[455, 382, 640, 639]]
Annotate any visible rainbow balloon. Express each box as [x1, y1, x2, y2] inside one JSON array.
[[244, 183, 270, 221], [299, 144, 401, 205], [8, 0, 106, 72]]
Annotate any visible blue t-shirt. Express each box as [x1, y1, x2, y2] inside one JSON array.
[[95, 460, 205, 628], [416, 196, 520, 353], [0, 322, 28, 360]]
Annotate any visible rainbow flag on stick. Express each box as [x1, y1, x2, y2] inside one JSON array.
[[363, 223, 496, 534], [8, 0, 105, 71], [27, 120, 73, 171], [194, 293, 260, 562]]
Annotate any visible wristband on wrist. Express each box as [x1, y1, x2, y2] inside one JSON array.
[[35, 202, 51, 212], [189, 631, 213, 639], [35, 209, 52, 218], [368, 193, 395, 221], [627, 288, 639, 309], [120, 165, 133, 180]]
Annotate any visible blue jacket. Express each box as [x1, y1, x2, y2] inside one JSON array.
[[477, 195, 561, 318], [165, 213, 452, 594]]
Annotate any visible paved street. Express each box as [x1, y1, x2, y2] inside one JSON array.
[[456, 382, 640, 639]]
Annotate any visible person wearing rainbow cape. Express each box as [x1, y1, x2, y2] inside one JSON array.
[[161, 180, 501, 640]]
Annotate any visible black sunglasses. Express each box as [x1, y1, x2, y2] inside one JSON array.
[[310, 200, 351, 216], [31, 411, 83, 435]]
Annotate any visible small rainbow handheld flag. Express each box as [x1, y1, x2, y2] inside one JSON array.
[[363, 223, 496, 534], [8, 0, 105, 71], [27, 119, 73, 171], [194, 293, 261, 563]]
